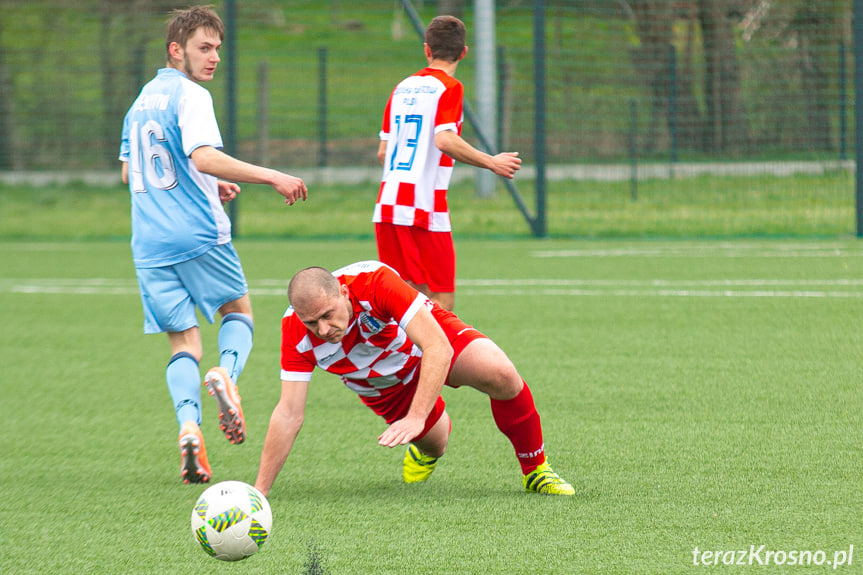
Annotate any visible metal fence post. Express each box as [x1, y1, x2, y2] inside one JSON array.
[[533, 0, 547, 238], [630, 99, 638, 202], [855, 0, 863, 236], [225, 0, 239, 234], [668, 43, 677, 176], [839, 42, 847, 162], [318, 47, 328, 168], [476, 0, 497, 198]]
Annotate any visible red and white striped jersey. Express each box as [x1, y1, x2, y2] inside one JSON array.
[[373, 67, 464, 232], [280, 261, 432, 398]]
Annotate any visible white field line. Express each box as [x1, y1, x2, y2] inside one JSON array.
[[456, 288, 863, 298], [456, 279, 863, 287], [4, 277, 863, 298], [531, 246, 863, 258], [3, 242, 861, 258]]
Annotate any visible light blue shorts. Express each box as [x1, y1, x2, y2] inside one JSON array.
[[135, 243, 248, 334]]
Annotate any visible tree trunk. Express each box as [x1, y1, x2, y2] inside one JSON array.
[[698, 0, 749, 153], [628, 1, 704, 154], [795, 5, 835, 152], [676, 7, 704, 152], [629, 0, 674, 154]]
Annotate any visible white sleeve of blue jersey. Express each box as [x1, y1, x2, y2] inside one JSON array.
[[177, 82, 223, 157], [119, 113, 131, 162]]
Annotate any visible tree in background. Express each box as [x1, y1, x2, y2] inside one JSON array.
[[674, 1, 706, 154], [734, 0, 847, 153], [625, 0, 846, 156], [629, 0, 678, 154], [792, 1, 846, 152], [627, 0, 751, 155], [698, 0, 749, 153]]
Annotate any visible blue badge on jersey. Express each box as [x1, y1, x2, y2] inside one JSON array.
[[359, 313, 384, 335]]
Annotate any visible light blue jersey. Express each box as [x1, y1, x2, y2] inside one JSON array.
[[119, 68, 230, 268]]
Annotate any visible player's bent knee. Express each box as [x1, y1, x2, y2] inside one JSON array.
[[483, 355, 522, 393], [488, 372, 524, 400], [452, 339, 522, 396]]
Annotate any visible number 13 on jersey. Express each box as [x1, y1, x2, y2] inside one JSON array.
[[389, 114, 423, 172]]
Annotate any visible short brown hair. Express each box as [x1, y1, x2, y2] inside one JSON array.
[[165, 5, 224, 58], [424, 15, 466, 62]]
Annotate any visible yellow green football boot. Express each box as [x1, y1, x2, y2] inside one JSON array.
[[523, 460, 575, 495], [403, 444, 439, 483]]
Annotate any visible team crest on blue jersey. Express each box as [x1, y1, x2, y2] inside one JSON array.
[[359, 313, 384, 335]]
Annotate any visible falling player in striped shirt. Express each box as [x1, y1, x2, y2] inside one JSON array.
[[254, 261, 573, 496], [374, 15, 522, 312]]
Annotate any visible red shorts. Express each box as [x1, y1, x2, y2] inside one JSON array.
[[375, 223, 455, 293], [360, 305, 487, 440]]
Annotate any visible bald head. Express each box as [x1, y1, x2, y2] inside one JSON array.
[[288, 266, 341, 312], [288, 267, 352, 342]]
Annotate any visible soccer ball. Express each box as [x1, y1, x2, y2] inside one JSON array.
[[190, 480, 272, 561]]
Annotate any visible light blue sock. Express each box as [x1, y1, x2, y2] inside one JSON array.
[[166, 352, 201, 428], [218, 313, 254, 384]]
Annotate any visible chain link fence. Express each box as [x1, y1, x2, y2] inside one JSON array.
[[0, 0, 855, 235]]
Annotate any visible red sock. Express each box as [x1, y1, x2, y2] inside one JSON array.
[[490, 381, 546, 474]]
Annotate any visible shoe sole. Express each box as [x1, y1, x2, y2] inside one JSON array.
[[205, 370, 246, 444], [530, 484, 575, 495], [180, 433, 210, 484]]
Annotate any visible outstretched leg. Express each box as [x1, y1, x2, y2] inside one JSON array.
[[449, 338, 574, 495], [205, 297, 253, 444]]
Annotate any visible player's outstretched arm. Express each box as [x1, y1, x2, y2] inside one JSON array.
[[255, 380, 310, 497], [377, 306, 453, 448], [190, 145, 308, 205], [434, 130, 521, 179]]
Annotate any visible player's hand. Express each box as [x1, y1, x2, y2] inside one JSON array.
[[218, 180, 241, 204], [490, 152, 521, 179], [273, 173, 308, 206], [378, 416, 425, 448]]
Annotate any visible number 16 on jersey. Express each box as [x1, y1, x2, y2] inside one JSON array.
[[128, 120, 179, 193]]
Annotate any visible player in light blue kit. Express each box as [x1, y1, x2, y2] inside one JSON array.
[[118, 5, 308, 484]]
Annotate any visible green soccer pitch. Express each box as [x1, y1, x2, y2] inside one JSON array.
[[2, 237, 861, 574]]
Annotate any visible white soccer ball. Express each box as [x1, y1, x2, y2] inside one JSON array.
[[190, 480, 272, 561]]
